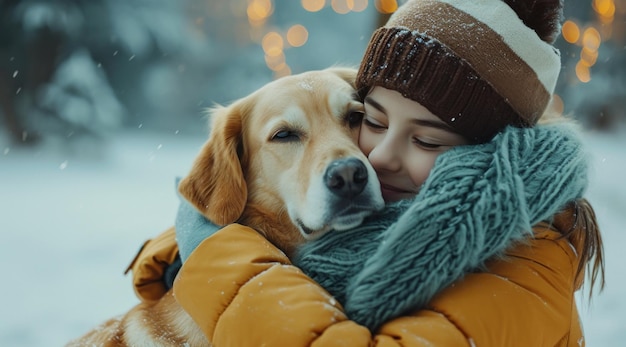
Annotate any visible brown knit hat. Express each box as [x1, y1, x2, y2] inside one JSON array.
[[357, 0, 564, 143]]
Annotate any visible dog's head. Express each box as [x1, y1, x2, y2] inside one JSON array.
[[178, 67, 384, 254]]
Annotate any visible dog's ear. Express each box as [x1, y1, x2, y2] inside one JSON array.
[[178, 103, 247, 225]]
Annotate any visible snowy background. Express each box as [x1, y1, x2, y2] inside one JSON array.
[[1, 0, 625, 346]]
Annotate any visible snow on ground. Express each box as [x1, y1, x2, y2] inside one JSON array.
[[0, 127, 624, 346]]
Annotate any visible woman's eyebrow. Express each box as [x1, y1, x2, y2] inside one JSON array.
[[364, 96, 386, 114], [411, 118, 454, 131], [366, 95, 454, 132]]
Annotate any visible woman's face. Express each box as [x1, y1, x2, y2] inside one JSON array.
[[359, 87, 469, 202]]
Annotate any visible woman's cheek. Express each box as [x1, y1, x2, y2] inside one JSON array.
[[405, 152, 433, 188], [358, 128, 377, 157]]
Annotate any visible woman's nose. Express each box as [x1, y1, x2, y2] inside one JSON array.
[[367, 136, 402, 172]]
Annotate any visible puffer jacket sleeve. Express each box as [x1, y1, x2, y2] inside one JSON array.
[[174, 223, 580, 347], [126, 227, 179, 302]]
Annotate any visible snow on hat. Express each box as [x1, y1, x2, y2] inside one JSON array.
[[356, 0, 563, 143]]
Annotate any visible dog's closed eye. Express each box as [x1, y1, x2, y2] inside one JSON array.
[[271, 129, 303, 142], [345, 110, 364, 128]]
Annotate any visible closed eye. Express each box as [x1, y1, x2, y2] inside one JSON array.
[[271, 129, 301, 142], [363, 118, 386, 130], [413, 137, 442, 149], [344, 111, 364, 128]]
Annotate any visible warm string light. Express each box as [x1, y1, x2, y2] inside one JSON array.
[[559, 0, 624, 83], [302, 0, 326, 12], [302, 0, 369, 13], [247, 1, 622, 80], [246, 0, 398, 77], [375, 0, 398, 14], [561, 20, 594, 83], [562, 20, 580, 43], [286, 25, 309, 47], [247, 0, 273, 27], [593, 0, 616, 23], [564, 22, 602, 84]]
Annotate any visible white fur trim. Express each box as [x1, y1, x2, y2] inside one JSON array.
[[440, 0, 561, 94]]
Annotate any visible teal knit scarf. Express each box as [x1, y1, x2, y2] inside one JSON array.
[[294, 123, 589, 331]]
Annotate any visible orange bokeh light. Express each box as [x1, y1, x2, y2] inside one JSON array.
[[247, 0, 273, 20], [302, 0, 325, 12], [265, 51, 286, 70], [593, 0, 615, 17], [247, 0, 273, 26], [582, 27, 602, 51], [262, 32, 284, 57], [287, 24, 309, 47], [332, 0, 351, 14], [561, 20, 580, 44], [575, 61, 591, 83], [352, 0, 368, 12], [581, 47, 599, 66], [375, 0, 398, 14]]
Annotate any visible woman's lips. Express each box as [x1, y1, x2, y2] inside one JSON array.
[[379, 182, 412, 201], [380, 182, 406, 193]]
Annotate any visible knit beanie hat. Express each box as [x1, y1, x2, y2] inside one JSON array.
[[356, 0, 564, 143]]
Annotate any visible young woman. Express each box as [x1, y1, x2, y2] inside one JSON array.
[[129, 0, 605, 345]]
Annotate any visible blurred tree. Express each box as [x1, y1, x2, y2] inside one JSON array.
[[0, 0, 71, 145], [0, 0, 222, 147]]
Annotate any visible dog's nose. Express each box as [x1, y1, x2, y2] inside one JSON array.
[[324, 158, 368, 198]]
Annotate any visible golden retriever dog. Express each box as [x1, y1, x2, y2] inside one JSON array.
[[67, 67, 384, 346]]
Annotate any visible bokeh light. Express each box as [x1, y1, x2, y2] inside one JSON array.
[[562, 20, 580, 44], [593, 0, 616, 18], [352, 0, 368, 12], [302, 0, 326, 12], [375, 0, 398, 14], [581, 47, 599, 66], [247, 0, 274, 26], [575, 61, 592, 83], [262, 31, 284, 57], [582, 27, 602, 51], [265, 51, 286, 70], [331, 0, 352, 14], [287, 24, 309, 47]]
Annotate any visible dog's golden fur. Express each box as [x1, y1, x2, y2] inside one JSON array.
[[67, 67, 383, 346]]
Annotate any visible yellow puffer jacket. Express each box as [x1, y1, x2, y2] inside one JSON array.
[[129, 210, 585, 346]]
